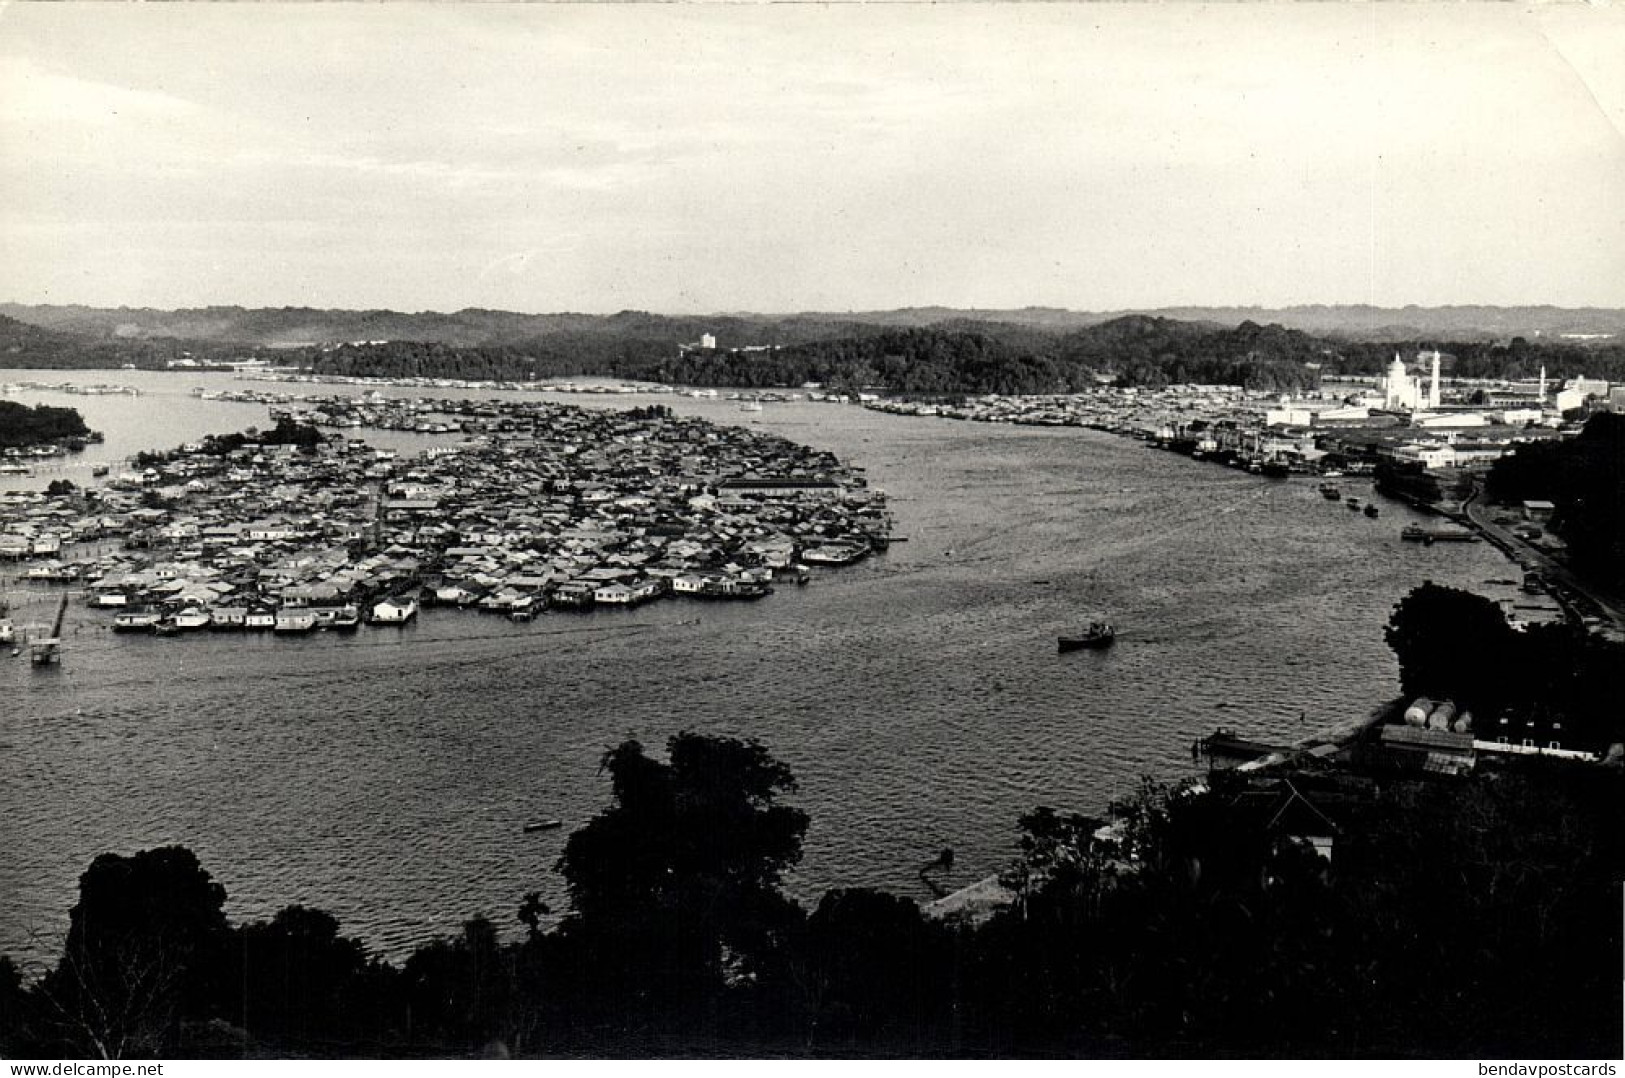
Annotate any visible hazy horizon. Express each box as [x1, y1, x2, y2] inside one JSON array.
[[6, 299, 1625, 320], [3, 3, 1623, 313]]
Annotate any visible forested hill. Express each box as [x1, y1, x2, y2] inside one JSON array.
[[0, 304, 898, 352], [5, 304, 1625, 391], [304, 318, 1338, 394], [7, 301, 1625, 345], [652, 318, 1340, 393], [0, 313, 233, 369], [0, 314, 99, 365]]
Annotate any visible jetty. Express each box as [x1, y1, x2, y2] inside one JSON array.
[[29, 594, 68, 665]]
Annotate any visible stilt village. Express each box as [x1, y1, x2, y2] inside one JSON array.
[[0, 397, 892, 640]]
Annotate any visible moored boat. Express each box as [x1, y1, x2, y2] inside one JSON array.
[[370, 595, 418, 623], [171, 608, 212, 631], [800, 541, 869, 566], [1058, 622, 1115, 652], [1402, 524, 1479, 544], [114, 610, 162, 632], [274, 609, 317, 633]]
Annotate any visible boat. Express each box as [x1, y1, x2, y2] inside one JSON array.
[[1364, 503, 1380, 518], [1319, 485, 1341, 500], [371, 595, 418, 623], [91, 465, 110, 477], [113, 610, 162, 632], [1198, 727, 1287, 769], [800, 542, 869, 566], [171, 608, 212, 631], [522, 819, 563, 833], [1345, 497, 1361, 510], [1402, 524, 1480, 544], [274, 609, 318, 633], [1058, 622, 1115, 652]]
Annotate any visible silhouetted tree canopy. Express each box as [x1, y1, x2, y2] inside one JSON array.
[[1384, 582, 1516, 710], [0, 401, 91, 448], [1488, 413, 1625, 587]]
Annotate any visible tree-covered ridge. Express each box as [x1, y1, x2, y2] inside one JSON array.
[[9, 301, 1625, 345], [294, 319, 1625, 394], [6, 304, 1625, 387], [311, 317, 1336, 394], [1488, 412, 1625, 589], [0, 400, 92, 448], [3, 725, 1619, 1059]]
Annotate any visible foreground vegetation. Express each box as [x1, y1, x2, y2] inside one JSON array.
[[3, 734, 1618, 1059], [1488, 412, 1625, 590]]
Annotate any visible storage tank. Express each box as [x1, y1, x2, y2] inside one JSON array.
[[1452, 710, 1474, 735], [1404, 697, 1434, 727], [1427, 701, 1458, 731]]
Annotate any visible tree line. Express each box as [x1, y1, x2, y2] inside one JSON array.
[[1487, 412, 1625, 589], [8, 305, 1625, 392], [0, 401, 92, 448], [1384, 580, 1625, 750], [302, 319, 1625, 396]]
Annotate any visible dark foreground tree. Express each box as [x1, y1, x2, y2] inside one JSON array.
[[229, 905, 403, 1051], [1384, 581, 1515, 710], [30, 847, 230, 1058], [548, 733, 809, 1032], [793, 888, 955, 1050]]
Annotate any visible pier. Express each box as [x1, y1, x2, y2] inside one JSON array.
[[28, 593, 67, 665]]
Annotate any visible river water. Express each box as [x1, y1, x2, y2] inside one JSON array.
[[0, 370, 1519, 965]]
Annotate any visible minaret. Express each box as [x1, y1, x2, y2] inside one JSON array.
[[1429, 350, 1441, 409], [1539, 366, 1547, 401]]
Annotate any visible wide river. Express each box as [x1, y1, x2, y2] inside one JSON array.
[[1, 370, 1519, 965]]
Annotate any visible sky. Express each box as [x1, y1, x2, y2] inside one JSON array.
[[1, 3, 1623, 314]]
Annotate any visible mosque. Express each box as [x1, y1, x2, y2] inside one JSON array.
[[1379, 350, 1442, 411]]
